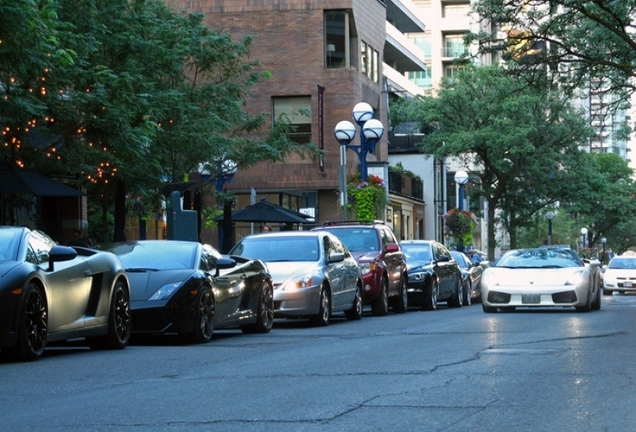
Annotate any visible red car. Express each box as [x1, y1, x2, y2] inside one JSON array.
[[313, 221, 407, 316]]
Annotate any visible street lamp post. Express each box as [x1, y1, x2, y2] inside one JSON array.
[[334, 102, 385, 182], [545, 211, 555, 246], [454, 170, 469, 210], [602, 237, 607, 252], [215, 159, 238, 253], [581, 227, 588, 249]]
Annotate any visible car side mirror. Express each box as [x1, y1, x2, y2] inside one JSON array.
[[329, 252, 345, 263], [385, 243, 399, 253], [215, 256, 236, 276], [437, 255, 450, 262], [48, 245, 78, 271]]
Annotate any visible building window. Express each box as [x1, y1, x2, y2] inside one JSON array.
[[444, 64, 464, 79], [442, 3, 471, 19], [443, 34, 468, 58], [273, 96, 312, 144], [325, 10, 355, 69], [361, 40, 380, 83]]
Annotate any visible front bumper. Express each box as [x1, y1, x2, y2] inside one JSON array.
[[273, 284, 321, 318], [482, 284, 588, 308]]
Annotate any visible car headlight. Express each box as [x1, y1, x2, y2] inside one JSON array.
[[565, 270, 585, 286], [409, 272, 426, 281], [358, 262, 376, 275], [149, 282, 181, 300], [282, 274, 319, 290]]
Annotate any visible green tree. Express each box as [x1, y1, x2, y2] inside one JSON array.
[[390, 66, 593, 259], [469, 0, 636, 106]]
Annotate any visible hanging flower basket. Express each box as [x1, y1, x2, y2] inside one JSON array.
[[342, 173, 387, 222], [442, 208, 475, 246]]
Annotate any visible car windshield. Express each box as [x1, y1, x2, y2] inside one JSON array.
[[320, 228, 378, 252], [450, 252, 468, 268], [401, 244, 432, 263], [495, 248, 582, 268], [109, 242, 197, 270], [608, 258, 636, 269], [0, 229, 22, 261], [231, 235, 320, 262]]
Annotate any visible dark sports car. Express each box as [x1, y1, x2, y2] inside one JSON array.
[[107, 240, 274, 342], [0, 226, 131, 362]]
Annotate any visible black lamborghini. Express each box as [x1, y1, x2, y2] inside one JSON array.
[[0, 226, 131, 361], [107, 240, 274, 342]]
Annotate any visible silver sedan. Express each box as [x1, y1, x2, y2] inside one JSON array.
[[229, 231, 363, 326], [482, 248, 602, 313]]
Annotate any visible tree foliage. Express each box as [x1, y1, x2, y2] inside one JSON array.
[[1, 0, 316, 241], [390, 65, 594, 259], [468, 0, 636, 105]]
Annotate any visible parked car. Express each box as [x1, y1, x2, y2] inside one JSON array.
[[312, 221, 408, 316], [107, 240, 274, 342], [400, 240, 463, 310], [450, 250, 484, 304], [229, 231, 363, 326], [481, 247, 602, 313], [0, 226, 131, 361], [602, 254, 636, 295]]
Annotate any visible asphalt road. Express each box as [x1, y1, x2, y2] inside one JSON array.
[[2, 294, 636, 432]]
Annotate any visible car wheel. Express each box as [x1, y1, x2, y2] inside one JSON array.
[[422, 280, 438, 311], [345, 283, 363, 320], [9, 282, 47, 362], [463, 279, 472, 306], [186, 286, 215, 343], [88, 280, 131, 350], [371, 278, 389, 316], [482, 304, 497, 313], [575, 289, 592, 312], [241, 281, 274, 334], [392, 275, 408, 314], [603, 288, 612, 296], [310, 284, 331, 326], [448, 276, 463, 308]]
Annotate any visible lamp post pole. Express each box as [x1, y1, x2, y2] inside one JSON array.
[[546, 211, 555, 246], [215, 159, 238, 253], [602, 237, 607, 252], [454, 170, 469, 210], [581, 227, 588, 250]]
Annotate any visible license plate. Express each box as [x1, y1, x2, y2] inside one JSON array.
[[522, 294, 541, 304], [624, 282, 633, 288]]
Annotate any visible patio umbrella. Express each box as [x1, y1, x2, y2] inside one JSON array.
[[215, 198, 312, 224], [0, 160, 85, 196]]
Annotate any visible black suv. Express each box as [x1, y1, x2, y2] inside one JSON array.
[[312, 221, 408, 316]]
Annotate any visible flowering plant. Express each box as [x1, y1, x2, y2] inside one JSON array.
[[343, 173, 387, 222], [442, 208, 475, 245]]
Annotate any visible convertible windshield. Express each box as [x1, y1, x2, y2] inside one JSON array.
[[110, 242, 197, 270], [0, 229, 22, 261], [496, 248, 582, 268]]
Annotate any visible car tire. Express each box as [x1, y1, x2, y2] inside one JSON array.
[[310, 284, 331, 326], [392, 275, 408, 314], [463, 279, 472, 306], [186, 286, 215, 343], [448, 276, 463, 308], [422, 280, 438, 311], [88, 280, 131, 350], [371, 278, 389, 316], [482, 304, 497, 313], [9, 282, 47, 362], [345, 283, 363, 320], [603, 288, 612, 296], [241, 281, 274, 334]]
